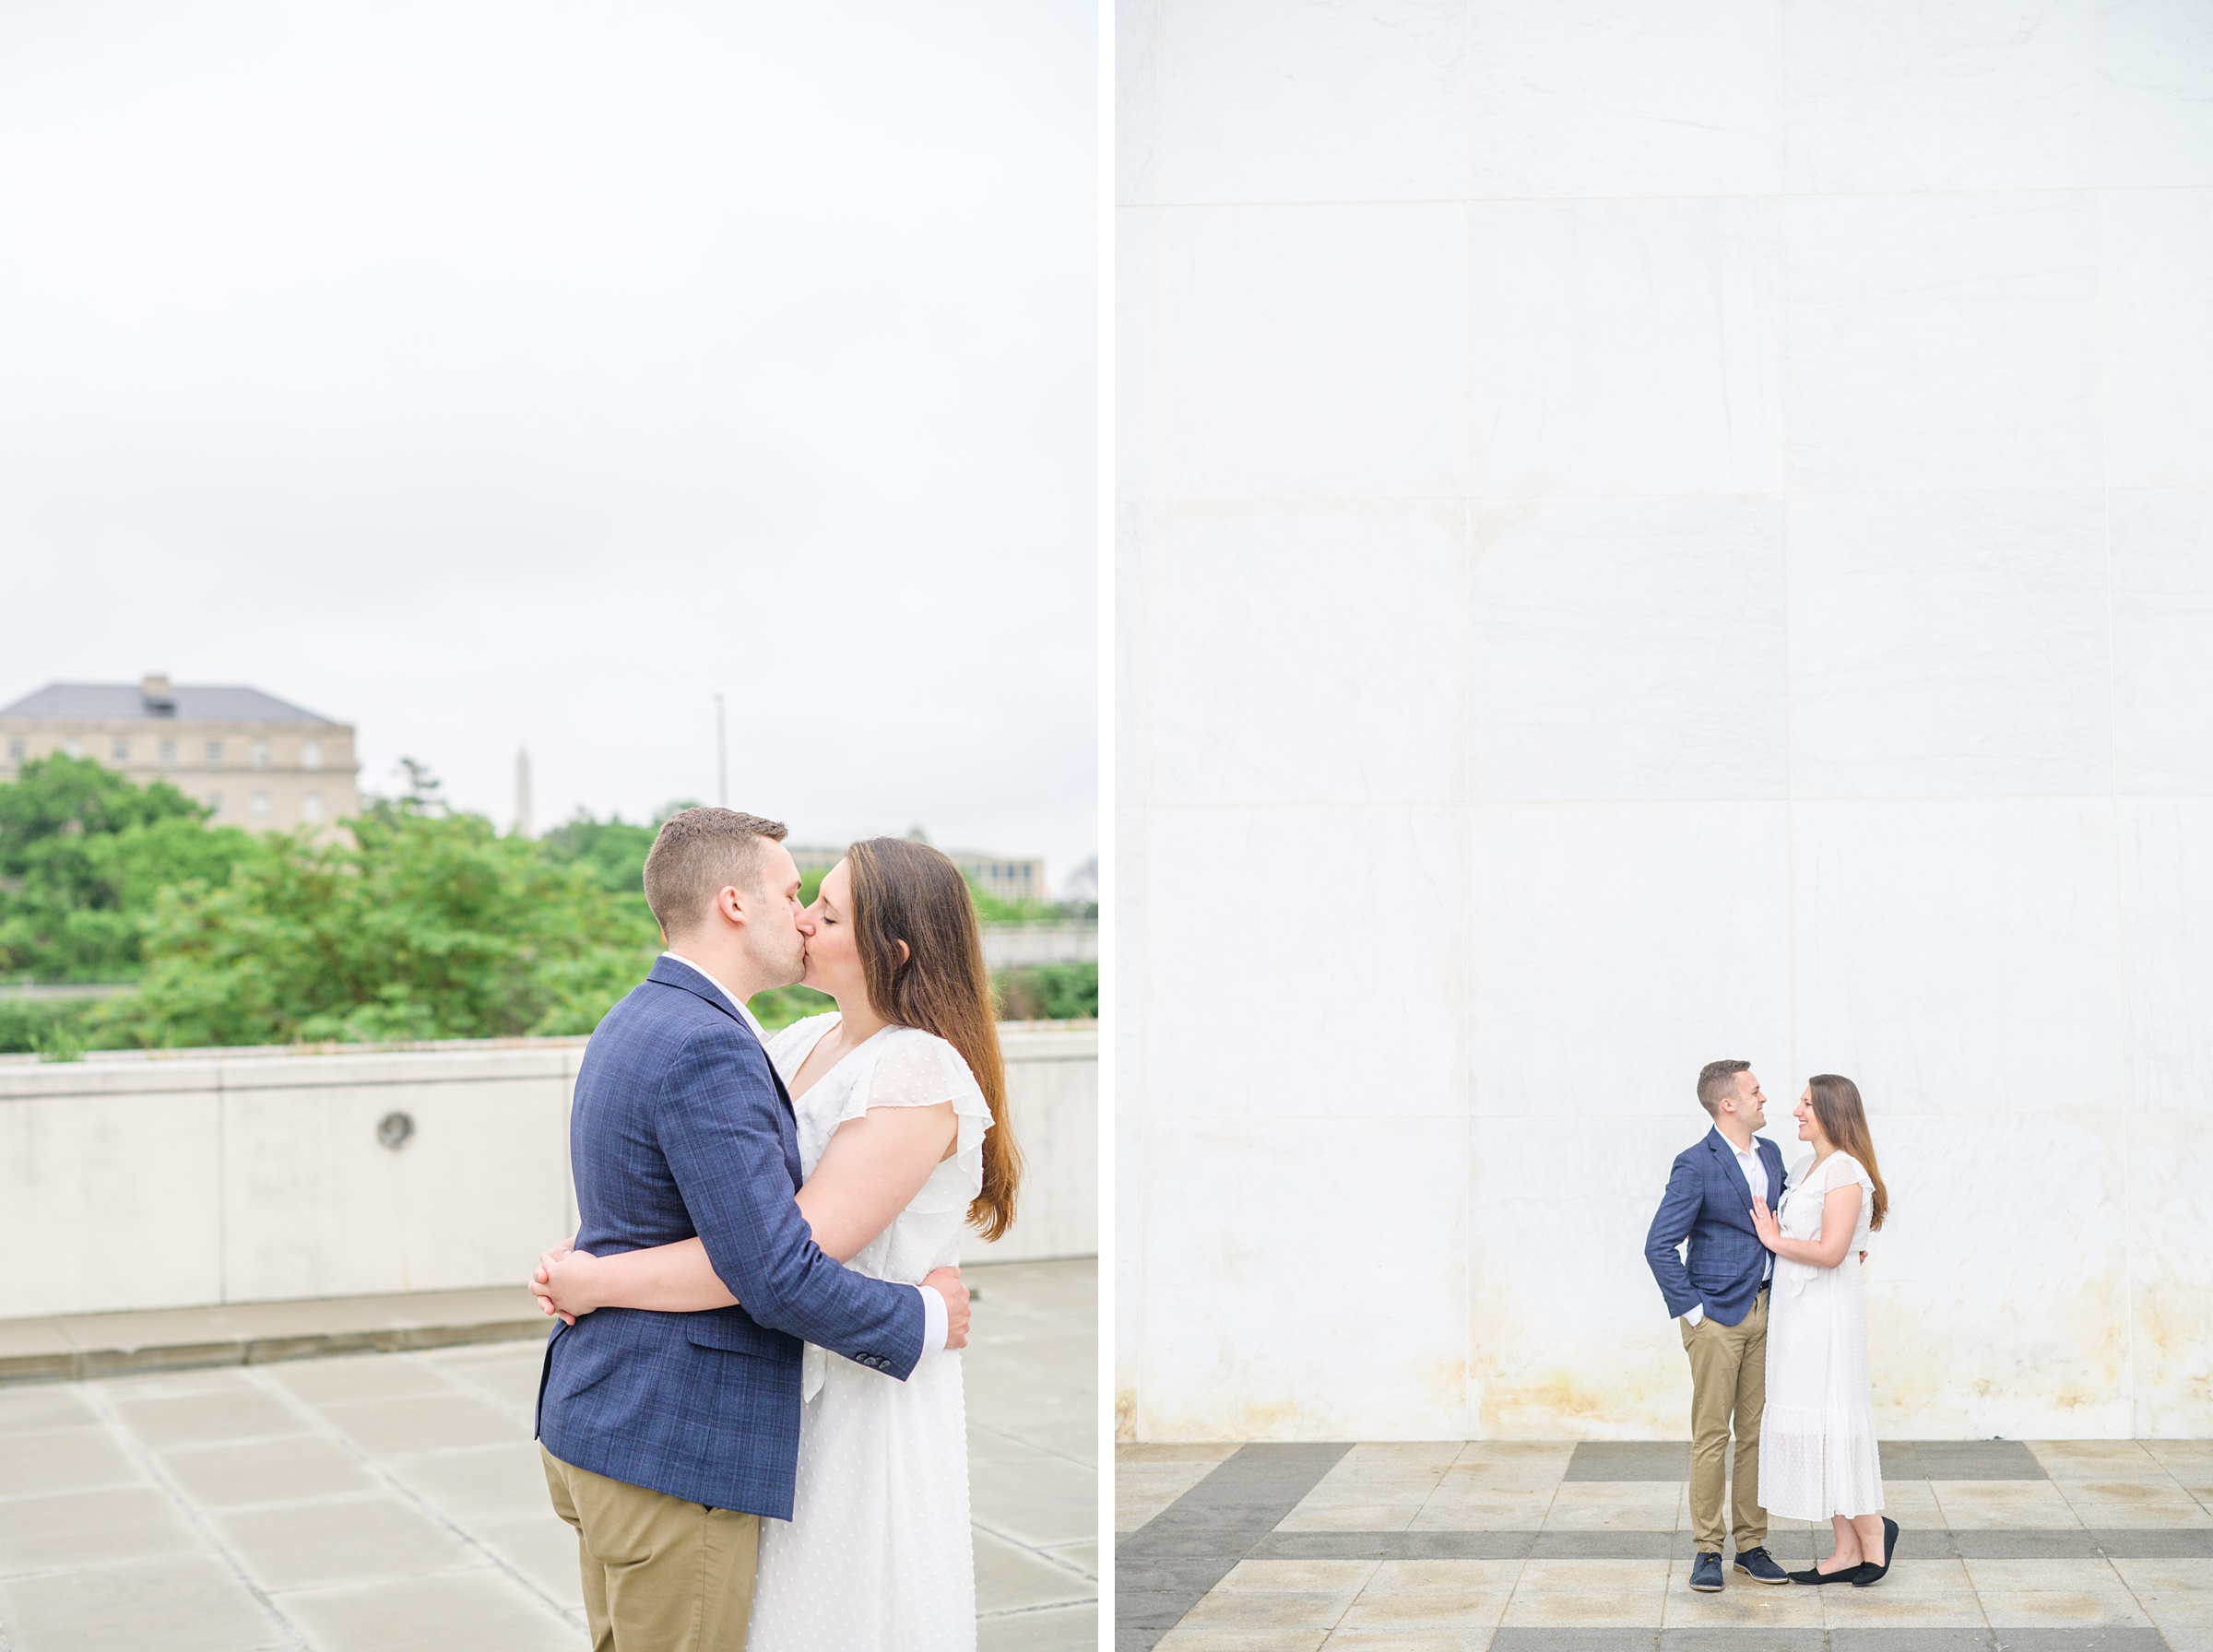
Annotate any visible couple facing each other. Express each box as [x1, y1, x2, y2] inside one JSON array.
[[528, 807, 1021, 1651], [1645, 1060, 1894, 1592]]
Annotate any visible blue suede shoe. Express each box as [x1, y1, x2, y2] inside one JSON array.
[[1690, 1552, 1724, 1592], [1734, 1546, 1790, 1585]]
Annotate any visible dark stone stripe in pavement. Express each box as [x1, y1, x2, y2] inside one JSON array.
[[1239, 1526, 2210, 1564], [1662, 1633, 1828, 1652], [1115, 1441, 1352, 1652], [1568, 1442, 1692, 1481], [1489, 1634, 2175, 1652], [1567, 1440, 2052, 1483], [1254, 1529, 1539, 1559]]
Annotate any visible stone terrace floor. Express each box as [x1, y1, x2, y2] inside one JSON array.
[[0, 1257, 1095, 1651], [1116, 1437, 2213, 1652]]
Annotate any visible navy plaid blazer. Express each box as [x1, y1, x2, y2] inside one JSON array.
[[536, 956, 925, 1520], [1644, 1127, 1788, 1328]]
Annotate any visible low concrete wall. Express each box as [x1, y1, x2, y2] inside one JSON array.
[[0, 1022, 1095, 1319], [982, 921, 1099, 970]]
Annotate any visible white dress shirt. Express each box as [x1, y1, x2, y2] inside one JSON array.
[[1683, 1129, 1771, 1328], [657, 950, 948, 1355]]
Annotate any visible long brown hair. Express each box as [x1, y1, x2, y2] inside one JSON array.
[[1807, 1073, 1888, 1231], [845, 837, 1022, 1242]]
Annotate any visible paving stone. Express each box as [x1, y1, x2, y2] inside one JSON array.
[[380, 1439, 554, 1520], [211, 1493, 485, 1589], [0, 1486, 210, 1575], [1568, 1443, 1692, 1482], [1493, 1631, 1663, 1652], [277, 1567, 579, 1651], [0, 1384, 100, 1436], [156, 1434, 382, 1508], [456, 1514, 586, 1611], [0, 1555, 290, 1651], [263, 1351, 460, 1405], [1827, 1634, 1998, 1652], [979, 1601, 1097, 1650], [974, 1526, 1096, 1614], [107, 1386, 312, 1448], [1982, 1634, 2171, 1652], [971, 1427, 1097, 1545], [317, 1391, 528, 1455], [1913, 1442, 2049, 1481], [0, 1425, 146, 1498]]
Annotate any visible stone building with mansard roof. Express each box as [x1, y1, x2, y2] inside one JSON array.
[[0, 675, 359, 838]]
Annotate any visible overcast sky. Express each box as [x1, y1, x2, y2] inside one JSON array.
[[0, 3, 1097, 886]]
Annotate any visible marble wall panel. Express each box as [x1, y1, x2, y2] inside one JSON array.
[[1131, 1115, 1470, 1440], [1469, 1115, 1753, 1438], [1467, 198, 1784, 495], [1140, 0, 1470, 204], [1783, 192, 2101, 491], [2117, 798, 2213, 1115], [2096, 0, 2213, 187], [1859, 1111, 2135, 1439], [1789, 800, 2124, 1114], [1125, 500, 1468, 806], [1116, 0, 1160, 202], [0, 1094, 222, 1317], [2101, 188, 2213, 488], [1467, 803, 1792, 1119], [2112, 490, 2213, 792], [1468, 494, 1786, 801], [1466, 0, 1781, 198], [2127, 1113, 2213, 1434], [1782, 0, 2097, 193], [1118, 202, 1470, 502], [1133, 805, 1464, 1122], [1786, 490, 2113, 797]]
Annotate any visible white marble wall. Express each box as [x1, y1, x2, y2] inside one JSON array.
[[0, 1025, 1096, 1318], [1118, 0, 2213, 1442]]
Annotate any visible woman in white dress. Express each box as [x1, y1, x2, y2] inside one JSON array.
[[1750, 1073, 1894, 1587], [534, 837, 1021, 1650]]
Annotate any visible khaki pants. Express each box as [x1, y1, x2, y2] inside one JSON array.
[[541, 1446, 759, 1652], [1681, 1287, 1768, 1555]]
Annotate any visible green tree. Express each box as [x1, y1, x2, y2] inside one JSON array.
[[116, 808, 659, 1047], [993, 961, 1097, 1021], [0, 754, 254, 982]]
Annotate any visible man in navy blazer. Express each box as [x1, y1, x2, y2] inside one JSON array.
[[1645, 1059, 1791, 1595], [538, 808, 970, 1651]]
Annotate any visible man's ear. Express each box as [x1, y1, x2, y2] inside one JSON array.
[[715, 885, 745, 926]]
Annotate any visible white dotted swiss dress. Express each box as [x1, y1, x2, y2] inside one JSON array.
[[745, 1015, 990, 1652], [1758, 1150, 1885, 1521]]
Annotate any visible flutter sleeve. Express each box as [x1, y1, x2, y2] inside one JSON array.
[[845, 1030, 994, 1213]]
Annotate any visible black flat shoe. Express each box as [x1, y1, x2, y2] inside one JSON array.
[[1788, 1564, 1862, 1584], [1850, 1518, 1900, 1587]]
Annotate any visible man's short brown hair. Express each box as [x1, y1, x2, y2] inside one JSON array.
[[1697, 1059, 1751, 1117], [642, 808, 788, 939]]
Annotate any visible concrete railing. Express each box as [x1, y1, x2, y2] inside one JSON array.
[[0, 1021, 1095, 1320], [981, 921, 1098, 970]]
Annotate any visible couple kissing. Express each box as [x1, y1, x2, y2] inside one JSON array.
[[531, 808, 1020, 1650]]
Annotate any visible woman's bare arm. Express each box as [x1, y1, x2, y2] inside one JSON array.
[[1749, 1186, 1863, 1269], [797, 1101, 956, 1260], [531, 1101, 958, 1319]]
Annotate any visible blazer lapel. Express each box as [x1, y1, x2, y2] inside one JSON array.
[[1707, 1130, 1757, 1227], [645, 957, 795, 1120]]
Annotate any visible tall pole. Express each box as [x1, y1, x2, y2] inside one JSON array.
[[715, 693, 728, 808]]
